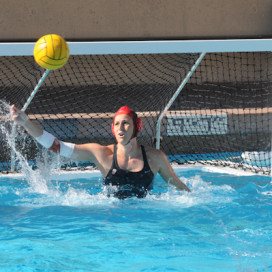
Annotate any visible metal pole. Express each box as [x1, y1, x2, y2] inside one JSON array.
[[156, 52, 206, 150], [10, 69, 50, 172], [22, 69, 50, 111]]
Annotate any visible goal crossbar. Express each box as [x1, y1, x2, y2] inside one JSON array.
[[1, 39, 272, 56]]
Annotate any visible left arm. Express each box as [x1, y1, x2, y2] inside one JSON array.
[[156, 150, 191, 192]]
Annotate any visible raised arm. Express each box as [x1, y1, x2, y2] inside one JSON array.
[[10, 105, 94, 161], [10, 104, 43, 138]]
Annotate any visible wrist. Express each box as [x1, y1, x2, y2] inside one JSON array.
[[22, 118, 31, 128], [35, 130, 56, 149]]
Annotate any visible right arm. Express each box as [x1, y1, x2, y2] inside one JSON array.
[[10, 105, 97, 162], [10, 104, 43, 138]]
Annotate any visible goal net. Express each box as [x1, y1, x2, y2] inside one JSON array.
[[0, 40, 271, 174]]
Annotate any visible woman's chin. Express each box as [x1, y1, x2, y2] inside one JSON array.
[[117, 138, 131, 146]]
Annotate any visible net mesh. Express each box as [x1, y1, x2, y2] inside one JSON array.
[[0, 51, 271, 174]]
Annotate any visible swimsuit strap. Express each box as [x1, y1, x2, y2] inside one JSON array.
[[112, 144, 118, 169], [140, 145, 150, 170]]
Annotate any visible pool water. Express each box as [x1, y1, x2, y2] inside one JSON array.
[[0, 166, 271, 272]]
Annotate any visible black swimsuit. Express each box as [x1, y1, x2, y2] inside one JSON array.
[[104, 145, 154, 199]]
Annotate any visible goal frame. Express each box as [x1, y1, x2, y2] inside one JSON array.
[[1, 39, 271, 173], [1, 39, 272, 56]]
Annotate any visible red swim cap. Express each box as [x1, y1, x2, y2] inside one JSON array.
[[111, 106, 143, 138]]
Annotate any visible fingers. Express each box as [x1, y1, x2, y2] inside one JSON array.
[[10, 105, 23, 123], [10, 105, 18, 115], [10, 105, 28, 126], [10, 105, 17, 116]]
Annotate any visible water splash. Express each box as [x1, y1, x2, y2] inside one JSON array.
[[0, 100, 60, 193], [0, 169, 239, 209], [0, 100, 242, 208], [143, 174, 236, 209]]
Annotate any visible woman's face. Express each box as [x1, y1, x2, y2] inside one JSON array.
[[113, 114, 134, 144]]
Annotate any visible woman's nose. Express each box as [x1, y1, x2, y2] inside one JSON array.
[[117, 123, 124, 130], [120, 123, 125, 129]]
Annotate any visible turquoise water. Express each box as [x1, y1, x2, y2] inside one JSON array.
[[0, 166, 271, 272]]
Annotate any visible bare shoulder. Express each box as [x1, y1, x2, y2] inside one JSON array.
[[93, 143, 114, 164], [143, 146, 168, 174], [144, 146, 167, 161]]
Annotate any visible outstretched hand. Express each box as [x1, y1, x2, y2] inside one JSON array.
[[10, 105, 28, 126]]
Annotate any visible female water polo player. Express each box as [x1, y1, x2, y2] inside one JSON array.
[[10, 105, 190, 198]]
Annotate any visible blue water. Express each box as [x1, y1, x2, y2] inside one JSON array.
[[0, 166, 272, 272]]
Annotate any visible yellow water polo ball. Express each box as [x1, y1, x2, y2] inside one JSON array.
[[33, 34, 69, 70]]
